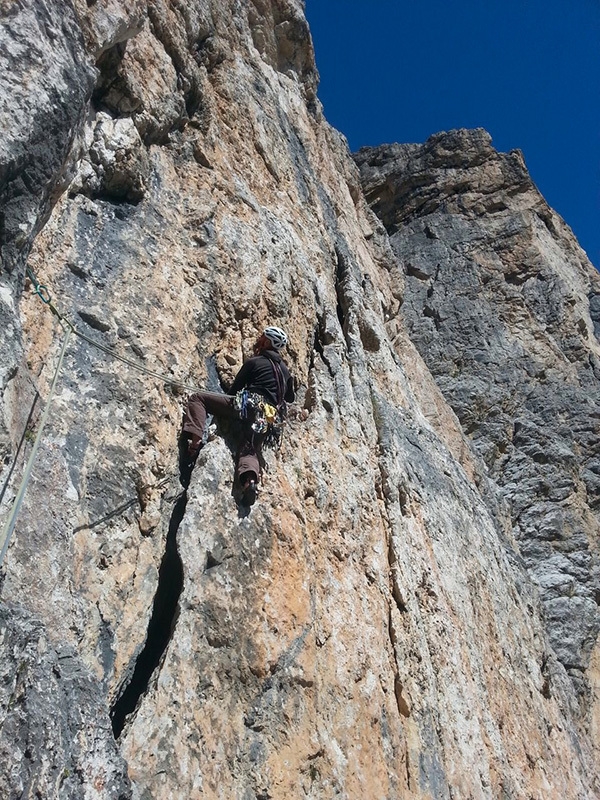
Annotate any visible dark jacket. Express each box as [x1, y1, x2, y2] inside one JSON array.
[[230, 349, 294, 408]]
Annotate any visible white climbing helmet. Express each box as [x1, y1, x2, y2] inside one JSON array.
[[263, 325, 288, 350]]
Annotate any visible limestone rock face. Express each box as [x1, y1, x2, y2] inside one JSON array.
[[0, 603, 130, 800], [0, 0, 94, 471], [0, 4, 598, 800], [355, 126, 600, 745]]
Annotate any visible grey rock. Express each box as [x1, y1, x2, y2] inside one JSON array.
[[0, 602, 131, 800], [0, 0, 95, 492], [0, 2, 598, 797], [72, 113, 150, 203], [356, 128, 600, 697], [0, 0, 95, 279]]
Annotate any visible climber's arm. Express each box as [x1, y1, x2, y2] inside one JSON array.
[[229, 359, 254, 395]]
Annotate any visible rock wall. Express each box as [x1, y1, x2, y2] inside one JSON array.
[[355, 129, 600, 736], [0, 2, 598, 798]]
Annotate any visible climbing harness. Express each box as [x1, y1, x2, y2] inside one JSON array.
[[233, 390, 284, 448], [1, 267, 292, 559], [0, 323, 72, 568]]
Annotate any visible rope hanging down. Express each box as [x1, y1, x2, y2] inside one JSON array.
[[0, 268, 202, 568], [0, 324, 73, 568], [24, 266, 201, 393]]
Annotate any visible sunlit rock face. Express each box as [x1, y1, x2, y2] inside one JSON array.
[[0, 0, 95, 482], [0, 2, 598, 799], [355, 128, 600, 738]]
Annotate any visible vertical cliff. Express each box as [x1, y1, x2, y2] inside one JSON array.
[[0, 2, 598, 798], [355, 129, 600, 745]]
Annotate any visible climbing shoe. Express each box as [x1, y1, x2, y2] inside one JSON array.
[[179, 434, 200, 489], [187, 435, 201, 458], [242, 477, 257, 507]]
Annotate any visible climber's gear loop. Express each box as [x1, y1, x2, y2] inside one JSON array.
[[234, 389, 249, 419], [234, 389, 263, 420], [233, 390, 283, 447]]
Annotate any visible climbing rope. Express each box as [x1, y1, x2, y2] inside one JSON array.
[[0, 323, 73, 568], [0, 267, 203, 567], [24, 267, 201, 393], [0, 392, 39, 509]]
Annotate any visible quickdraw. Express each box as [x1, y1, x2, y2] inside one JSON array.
[[233, 390, 284, 448]]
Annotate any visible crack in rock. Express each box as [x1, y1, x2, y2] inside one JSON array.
[[110, 492, 186, 738]]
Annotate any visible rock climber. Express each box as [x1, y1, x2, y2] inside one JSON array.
[[181, 326, 295, 505]]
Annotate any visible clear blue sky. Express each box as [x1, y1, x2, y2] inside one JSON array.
[[305, 0, 600, 268]]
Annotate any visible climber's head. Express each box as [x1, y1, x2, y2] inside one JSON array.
[[254, 326, 288, 354], [263, 326, 288, 350]]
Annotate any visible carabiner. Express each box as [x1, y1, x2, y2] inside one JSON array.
[[35, 284, 52, 304]]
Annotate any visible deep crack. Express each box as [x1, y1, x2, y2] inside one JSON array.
[[334, 245, 348, 335], [110, 492, 186, 738]]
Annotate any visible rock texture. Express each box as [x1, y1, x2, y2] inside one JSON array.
[[0, 603, 130, 799], [0, 2, 598, 798], [0, 0, 95, 471], [355, 129, 600, 722]]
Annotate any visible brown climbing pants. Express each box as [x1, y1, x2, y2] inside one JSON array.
[[182, 391, 260, 481]]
